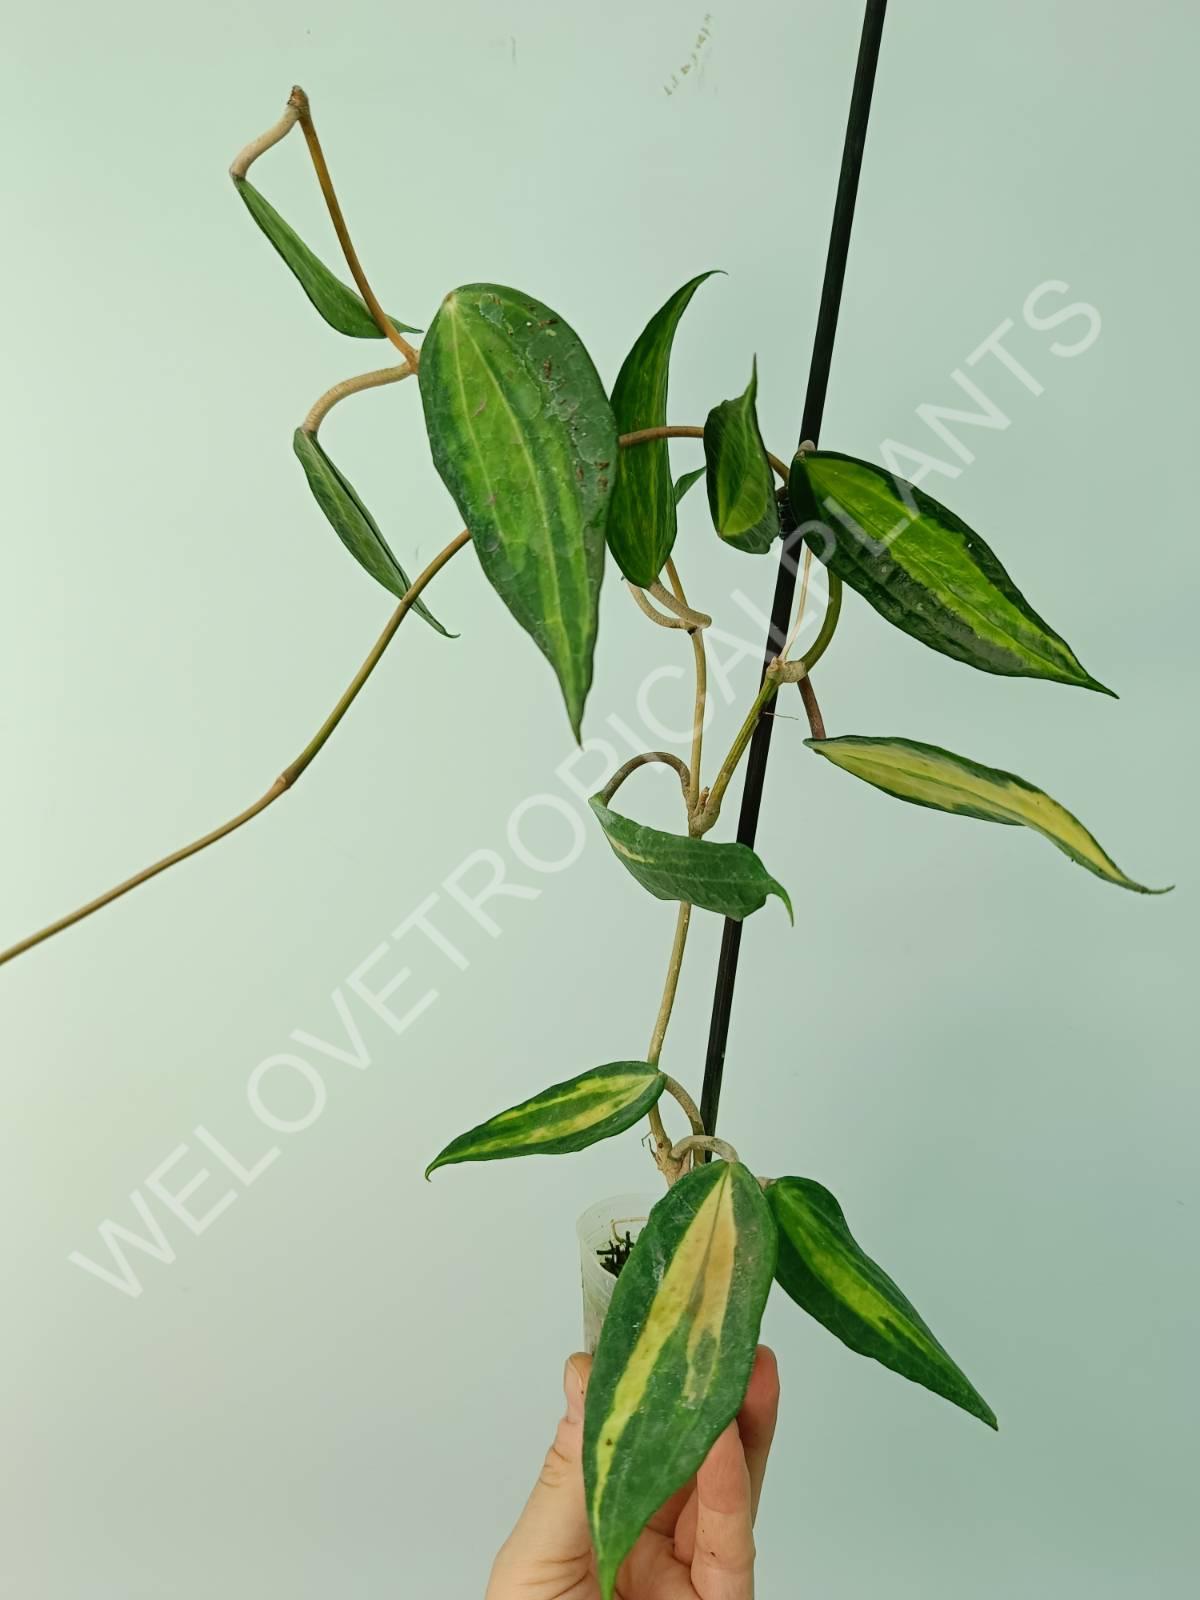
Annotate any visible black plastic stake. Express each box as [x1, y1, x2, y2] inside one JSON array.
[[699, 0, 889, 1139]]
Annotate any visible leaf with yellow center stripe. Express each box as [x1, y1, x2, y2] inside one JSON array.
[[424, 1063, 665, 1178], [807, 734, 1170, 894], [789, 450, 1112, 693], [589, 796, 792, 922], [584, 1160, 777, 1599], [769, 1176, 997, 1429]]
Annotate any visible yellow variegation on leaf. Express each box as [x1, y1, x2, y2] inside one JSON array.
[[807, 734, 1170, 894], [425, 1062, 664, 1177], [583, 1160, 776, 1599]]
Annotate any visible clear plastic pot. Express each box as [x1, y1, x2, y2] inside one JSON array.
[[577, 1192, 657, 1353]]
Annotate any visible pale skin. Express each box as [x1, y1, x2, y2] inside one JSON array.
[[487, 1347, 780, 1600]]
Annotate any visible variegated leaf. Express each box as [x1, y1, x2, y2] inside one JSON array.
[[292, 430, 453, 634], [584, 1160, 777, 1599], [789, 451, 1111, 693], [589, 797, 792, 921], [769, 1177, 996, 1429], [425, 1063, 664, 1177], [807, 735, 1169, 894], [702, 359, 780, 554], [607, 273, 717, 587], [419, 283, 615, 739], [233, 177, 418, 338]]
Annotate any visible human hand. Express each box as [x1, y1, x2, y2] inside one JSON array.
[[486, 1345, 780, 1600]]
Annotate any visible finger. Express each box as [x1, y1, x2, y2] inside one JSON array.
[[490, 1355, 594, 1582], [674, 1345, 781, 1563], [739, 1347, 781, 1521], [689, 1421, 756, 1599]]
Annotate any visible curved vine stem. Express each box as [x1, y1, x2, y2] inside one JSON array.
[[670, 1134, 740, 1169], [229, 98, 301, 180], [0, 531, 469, 968], [288, 87, 419, 366], [597, 751, 691, 807], [303, 362, 414, 436]]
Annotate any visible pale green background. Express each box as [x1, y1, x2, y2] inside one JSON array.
[[2, 1, 1196, 1594]]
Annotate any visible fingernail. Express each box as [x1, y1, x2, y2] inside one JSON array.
[[563, 1358, 585, 1422]]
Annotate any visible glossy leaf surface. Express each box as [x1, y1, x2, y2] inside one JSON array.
[[607, 273, 716, 586], [425, 1062, 664, 1177], [589, 797, 791, 921], [584, 1160, 777, 1599], [234, 178, 418, 338], [419, 283, 616, 738], [703, 360, 779, 553], [292, 429, 452, 635], [789, 451, 1111, 692], [808, 735, 1168, 894], [769, 1176, 997, 1429]]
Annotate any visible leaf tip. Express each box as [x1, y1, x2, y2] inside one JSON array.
[[772, 881, 794, 925]]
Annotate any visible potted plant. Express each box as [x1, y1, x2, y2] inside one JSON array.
[[2, 8, 1171, 1594]]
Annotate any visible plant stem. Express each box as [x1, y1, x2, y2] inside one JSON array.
[[664, 557, 707, 821], [0, 530, 469, 968], [229, 99, 301, 180], [618, 424, 790, 485], [646, 904, 693, 1067], [699, 0, 889, 1140], [288, 87, 419, 366], [661, 1074, 704, 1135], [695, 678, 779, 836], [597, 751, 690, 807], [303, 362, 414, 436], [670, 1135, 740, 1169]]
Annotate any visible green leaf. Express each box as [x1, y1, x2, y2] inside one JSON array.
[[769, 1176, 997, 1430], [584, 1160, 777, 1600], [419, 283, 616, 739], [673, 465, 706, 504], [589, 796, 791, 921], [233, 177, 418, 339], [702, 359, 780, 554], [807, 734, 1170, 895], [607, 273, 718, 587], [789, 451, 1112, 693], [292, 430, 453, 635], [425, 1062, 664, 1178]]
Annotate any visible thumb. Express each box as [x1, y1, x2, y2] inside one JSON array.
[[492, 1355, 594, 1586]]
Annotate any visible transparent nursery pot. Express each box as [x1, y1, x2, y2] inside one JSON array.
[[577, 1192, 658, 1353]]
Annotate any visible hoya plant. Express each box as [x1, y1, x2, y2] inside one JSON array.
[[2, 30, 1171, 1599]]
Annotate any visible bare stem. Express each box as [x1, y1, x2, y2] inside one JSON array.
[[647, 581, 711, 631], [229, 99, 301, 180], [303, 362, 414, 436], [695, 678, 779, 835], [647, 904, 693, 1066], [664, 557, 707, 823], [627, 582, 692, 630], [597, 751, 690, 808], [288, 87, 419, 365], [670, 1134, 740, 1168], [0, 530, 470, 968], [798, 675, 827, 740], [662, 1073, 704, 1135]]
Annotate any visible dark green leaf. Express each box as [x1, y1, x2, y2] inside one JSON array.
[[234, 177, 418, 339], [292, 429, 452, 635], [702, 359, 780, 553], [673, 466, 706, 505], [769, 1176, 997, 1429], [584, 1160, 777, 1600], [425, 1062, 664, 1177], [789, 451, 1112, 693], [607, 273, 718, 587], [419, 283, 616, 738], [808, 735, 1169, 894], [589, 796, 791, 921]]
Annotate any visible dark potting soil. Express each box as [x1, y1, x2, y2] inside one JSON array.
[[596, 1229, 636, 1279]]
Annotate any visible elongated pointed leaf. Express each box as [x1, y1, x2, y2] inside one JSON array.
[[673, 465, 706, 505], [425, 1062, 664, 1177], [233, 177, 418, 338], [292, 430, 453, 634], [419, 283, 615, 738], [589, 796, 791, 921], [769, 1176, 996, 1429], [789, 451, 1111, 693], [584, 1160, 777, 1599], [808, 734, 1169, 894], [607, 273, 718, 586], [703, 359, 779, 554]]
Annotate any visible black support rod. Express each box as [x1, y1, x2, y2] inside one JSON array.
[[699, 0, 889, 1138]]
